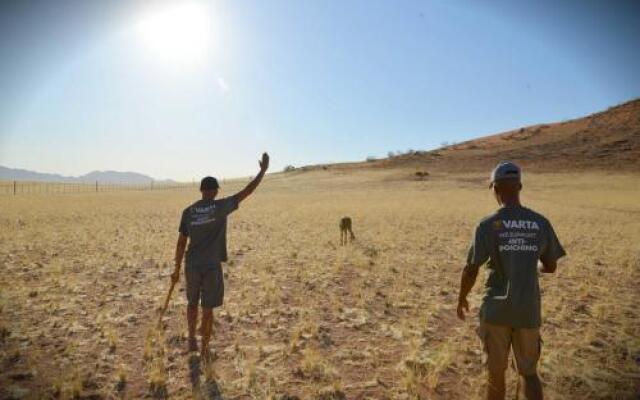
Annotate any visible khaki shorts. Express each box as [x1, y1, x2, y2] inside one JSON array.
[[478, 321, 541, 376]]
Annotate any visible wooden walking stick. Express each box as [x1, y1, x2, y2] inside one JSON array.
[[157, 279, 177, 328]]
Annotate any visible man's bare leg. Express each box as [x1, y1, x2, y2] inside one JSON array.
[[523, 374, 543, 400], [187, 304, 199, 351], [201, 307, 213, 361], [487, 369, 506, 400]]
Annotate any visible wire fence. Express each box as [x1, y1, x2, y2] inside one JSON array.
[[0, 180, 197, 196]]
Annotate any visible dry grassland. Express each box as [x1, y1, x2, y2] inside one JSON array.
[[0, 169, 638, 399]]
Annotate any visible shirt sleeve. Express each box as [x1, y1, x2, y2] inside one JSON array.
[[219, 195, 240, 217], [466, 222, 491, 267], [178, 209, 189, 236], [540, 219, 566, 262]]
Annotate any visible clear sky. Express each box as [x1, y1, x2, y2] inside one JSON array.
[[1, 0, 639, 181]]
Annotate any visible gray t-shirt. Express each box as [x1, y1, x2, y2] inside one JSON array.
[[179, 195, 239, 267], [467, 206, 566, 328]]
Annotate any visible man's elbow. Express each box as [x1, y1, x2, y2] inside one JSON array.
[[541, 260, 557, 273], [235, 188, 250, 202]]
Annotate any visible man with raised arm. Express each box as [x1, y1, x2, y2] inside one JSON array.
[[171, 152, 269, 360], [456, 161, 565, 400]]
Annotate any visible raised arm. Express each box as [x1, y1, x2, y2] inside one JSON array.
[[236, 152, 269, 203]]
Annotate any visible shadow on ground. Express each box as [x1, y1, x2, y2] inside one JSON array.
[[189, 354, 223, 400]]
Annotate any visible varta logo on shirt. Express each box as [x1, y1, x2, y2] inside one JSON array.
[[194, 205, 216, 214], [502, 220, 540, 230]]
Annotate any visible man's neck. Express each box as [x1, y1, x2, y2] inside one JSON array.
[[501, 198, 521, 208]]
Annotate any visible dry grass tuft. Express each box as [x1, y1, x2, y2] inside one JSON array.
[[0, 170, 638, 399]]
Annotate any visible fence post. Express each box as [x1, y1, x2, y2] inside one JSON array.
[[13, 180, 16, 196], [96, 180, 98, 192]]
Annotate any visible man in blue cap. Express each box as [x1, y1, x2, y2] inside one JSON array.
[[171, 153, 269, 360], [457, 161, 566, 400]]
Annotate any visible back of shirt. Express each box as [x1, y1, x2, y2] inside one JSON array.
[[467, 206, 565, 328], [179, 195, 239, 267]]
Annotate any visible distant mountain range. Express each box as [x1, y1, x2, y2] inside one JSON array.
[[0, 166, 177, 184]]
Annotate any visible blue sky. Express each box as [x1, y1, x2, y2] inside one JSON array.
[[1, 0, 639, 181]]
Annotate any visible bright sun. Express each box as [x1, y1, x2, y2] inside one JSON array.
[[137, 2, 211, 66]]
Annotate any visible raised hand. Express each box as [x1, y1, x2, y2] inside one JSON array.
[[259, 152, 270, 172]]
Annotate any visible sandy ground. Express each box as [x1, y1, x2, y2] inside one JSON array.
[[1, 169, 639, 399]]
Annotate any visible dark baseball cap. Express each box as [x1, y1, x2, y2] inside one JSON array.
[[489, 161, 521, 187], [200, 176, 220, 190]]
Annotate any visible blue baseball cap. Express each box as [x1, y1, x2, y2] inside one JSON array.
[[490, 161, 521, 187]]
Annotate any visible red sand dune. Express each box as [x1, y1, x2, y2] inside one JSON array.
[[303, 98, 640, 173]]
